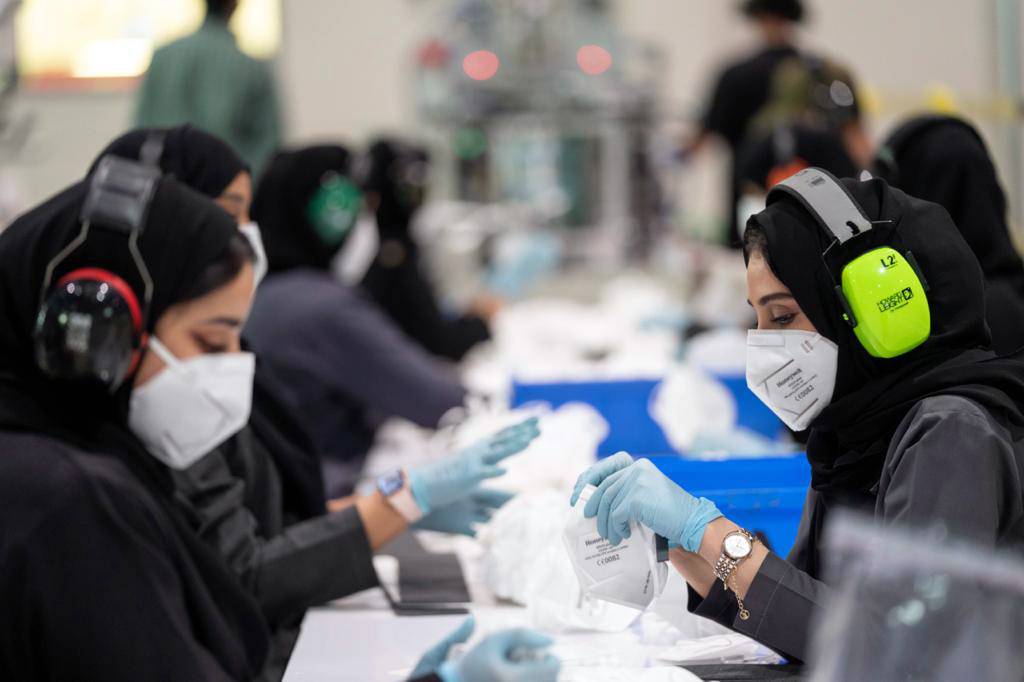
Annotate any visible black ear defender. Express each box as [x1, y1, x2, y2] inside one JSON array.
[[33, 135, 164, 391]]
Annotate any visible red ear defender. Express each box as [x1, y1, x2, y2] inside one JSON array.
[[33, 145, 163, 392], [33, 268, 145, 391]]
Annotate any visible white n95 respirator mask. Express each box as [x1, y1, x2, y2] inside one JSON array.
[[563, 484, 668, 613], [239, 221, 268, 285], [128, 337, 255, 470], [746, 329, 838, 432]]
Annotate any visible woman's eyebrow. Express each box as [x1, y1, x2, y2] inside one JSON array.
[[199, 316, 243, 328], [748, 292, 796, 307]]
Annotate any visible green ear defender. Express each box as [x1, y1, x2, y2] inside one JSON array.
[[307, 172, 364, 248], [768, 168, 931, 359]]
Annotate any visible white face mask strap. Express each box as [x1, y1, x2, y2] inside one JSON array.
[[146, 337, 180, 369], [769, 167, 873, 244], [240, 223, 267, 280]]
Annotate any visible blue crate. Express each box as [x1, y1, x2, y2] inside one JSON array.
[[510, 374, 784, 457], [510, 377, 806, 555], [649, 454, 810, 557], [511, 379, 673, 456]]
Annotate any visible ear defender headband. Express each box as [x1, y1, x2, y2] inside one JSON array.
[[768, 167, 931, 359], [306, 171, 364, 248], [32, 135, 164, 391]]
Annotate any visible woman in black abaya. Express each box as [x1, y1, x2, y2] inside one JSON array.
[[569, 172, 1024, 664], [0, 174, 267, 680]]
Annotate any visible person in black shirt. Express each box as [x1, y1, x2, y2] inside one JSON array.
[[685, 0, 822, 243]]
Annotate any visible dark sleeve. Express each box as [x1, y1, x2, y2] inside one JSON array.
[[701, 66, 744, 142], [316, 291, 467, 426], [10, 489, 238, 681], [877, 400, 1016, 544], [687, 401, 1015, 663], [371, 258, 491, 361], [176, 453, 378, 626]]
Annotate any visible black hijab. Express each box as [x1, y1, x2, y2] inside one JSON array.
[[364, 138, 430, 241], [750, 175, 1024, 497], [0, 178, 269, 676], [875, 116, 1024, 355], [253, 145, 355, 273], [94, 128, 328, 518], [875, 115, 1024, 283], [89, 125, 249, 199]]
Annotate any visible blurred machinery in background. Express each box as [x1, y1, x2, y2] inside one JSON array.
[[414, 0, 668, 264]]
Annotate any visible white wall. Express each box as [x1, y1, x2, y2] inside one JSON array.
[[2, 0, 1015, 215]]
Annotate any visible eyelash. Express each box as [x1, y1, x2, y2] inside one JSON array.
[[194, 336, 227, 354], [772, 313, 796, 326]]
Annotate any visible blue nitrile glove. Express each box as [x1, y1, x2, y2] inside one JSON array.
[[410, 616, 475, 679], [409, 418, 540, 514], [437, 628, 560, 682], [413, 488, 515, 537], [570, 452, 722, 553]]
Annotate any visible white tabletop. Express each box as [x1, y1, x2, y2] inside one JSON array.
[[282, 535, 776, 682]]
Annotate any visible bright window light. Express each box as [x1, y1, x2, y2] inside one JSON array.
[[15, 0, 280, 82]]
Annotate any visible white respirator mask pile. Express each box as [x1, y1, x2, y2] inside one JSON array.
[[128, 337, 255, 470], [563, 484, 668, 612], [745, 329, 838, 432]]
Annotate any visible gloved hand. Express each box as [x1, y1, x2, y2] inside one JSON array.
[[436, 625, 559, 682], [409, 418, 540, 514], [570, 452, 722, 553], [409, 616, 475, 679], [413, 488, 515, 537]]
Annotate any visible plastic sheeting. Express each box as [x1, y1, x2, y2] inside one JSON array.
[[808, 513, 1024, 681]]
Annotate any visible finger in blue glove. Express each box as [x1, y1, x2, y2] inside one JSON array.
[[410, 418, 540, 514], [583, 458, 722, 553], [413, 489, 516, 537], [569, 451, 636, 506], [410, 616, 475, 679], [437, 627, 560, 682]]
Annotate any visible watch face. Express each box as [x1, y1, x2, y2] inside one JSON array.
[[724, 532, 752, 560], [377, 471, 405, 497]]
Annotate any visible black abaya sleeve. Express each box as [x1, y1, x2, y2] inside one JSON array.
[[175, 446, 379, 627], [684, 395, 1024, 664], [1, 451, 249, 681]]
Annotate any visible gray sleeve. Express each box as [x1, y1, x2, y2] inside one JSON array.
[[310, 292, 467, 427], [877, 398, 1016, 544], [175, 453, 378, 626], [251, 506, 379, 625], [686, 492, 828, 664], [688, 399, 1016, 663]]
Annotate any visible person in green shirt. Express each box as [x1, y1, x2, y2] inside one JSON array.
[[135, 0, 282, 174]]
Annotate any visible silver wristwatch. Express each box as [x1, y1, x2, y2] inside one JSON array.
[[713, 528, 756, 620]]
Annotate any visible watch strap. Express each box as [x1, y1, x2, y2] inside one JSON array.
[[713, 528, 756, 621]]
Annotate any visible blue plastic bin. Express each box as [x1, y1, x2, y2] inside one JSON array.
[[510, 376, 806, 556], [510, 374, 784, 457], [648, 455, 810, 557], [511, 379, 673, 456]]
